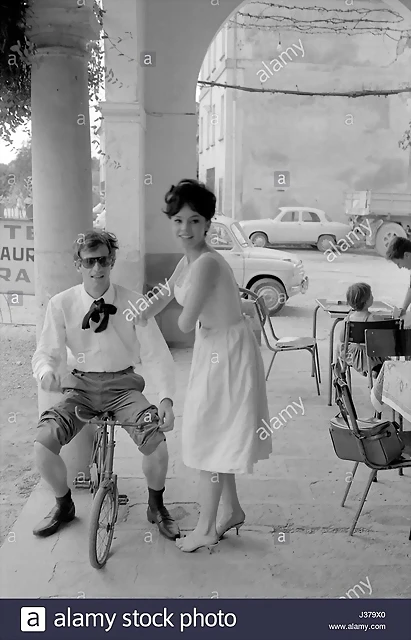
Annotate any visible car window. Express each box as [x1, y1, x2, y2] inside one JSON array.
[[323, 213, 332, 222], [207, 223, 234, 250], [301, 211, 321, 222], [279, 210, 298, 222]]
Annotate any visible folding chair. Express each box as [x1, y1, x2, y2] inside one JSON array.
[[365, 327, 411, 476], [365, 327, 411, 360], [239, 287, 321, 394], [330, 361, 411, 537], [342, 319, 402, 392]]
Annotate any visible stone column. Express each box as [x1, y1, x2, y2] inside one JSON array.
[[28, 0, 99, 486], [101, 102, 146, 293], [101, 0, 146, 293]]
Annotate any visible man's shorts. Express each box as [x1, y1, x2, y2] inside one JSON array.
[[35, 367, 165, 454]]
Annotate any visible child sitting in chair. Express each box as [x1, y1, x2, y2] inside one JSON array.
[[338, 282, 387, 378]]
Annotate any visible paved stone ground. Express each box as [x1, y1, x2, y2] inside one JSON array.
[[1, 250, 410, 598], [1, 343, 410, 599]]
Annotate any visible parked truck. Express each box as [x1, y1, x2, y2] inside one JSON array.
[[345, 191, 411, 257]]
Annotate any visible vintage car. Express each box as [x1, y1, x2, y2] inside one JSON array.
[[93, 212, 308, 314], [240, 207, 351, 251], [207, 215, 308, 314]]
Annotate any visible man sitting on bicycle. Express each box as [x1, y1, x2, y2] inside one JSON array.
[[32, 230, 180, 541]]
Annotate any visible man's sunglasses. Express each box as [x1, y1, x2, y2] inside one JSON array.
[[79, 256, 113, 269]]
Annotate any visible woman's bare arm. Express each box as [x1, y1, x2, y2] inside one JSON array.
[[400, 285, 411, 315], [134, 257, 186, 322], [178, 254, 219, 333]]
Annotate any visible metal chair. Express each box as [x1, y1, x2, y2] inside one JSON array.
[[239, 287, 321, 394], [365, 327, 411, 360], [342, 319, 402, 392], [366, 327, 411, 476], [331, 361, 411, 537]]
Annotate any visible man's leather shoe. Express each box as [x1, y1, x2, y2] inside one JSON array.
[[147, 505, 180, 540], [33, 501, 75, 537]]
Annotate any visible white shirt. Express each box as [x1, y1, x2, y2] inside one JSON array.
[[32, 283, 175, 403]]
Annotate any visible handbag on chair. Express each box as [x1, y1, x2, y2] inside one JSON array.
[[329, 364, 404, 467]]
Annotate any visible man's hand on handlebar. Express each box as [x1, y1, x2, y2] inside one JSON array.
[[158, 398, 175, 433], [40, 371, 62, 392]]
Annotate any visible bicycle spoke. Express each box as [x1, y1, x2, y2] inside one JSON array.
[[93, 490, 116, 563]]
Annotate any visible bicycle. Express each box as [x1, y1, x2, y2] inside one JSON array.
[[73, 407, 136, 569]]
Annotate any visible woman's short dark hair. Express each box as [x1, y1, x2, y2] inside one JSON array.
[[386, 236, 411, 261], [162, 179, 216, 221], [72, 230, 119, 262], [346, 282, 372, 311]]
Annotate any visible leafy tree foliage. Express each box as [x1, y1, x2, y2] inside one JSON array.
[[0, 0, 33, 145], [0, 140, 32, 203], [0, 0, 104, 146]]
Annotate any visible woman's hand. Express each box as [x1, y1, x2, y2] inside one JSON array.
[[241, 299, 256, 318], [132, 310, 148, 327], [392, 307, 404, 319]]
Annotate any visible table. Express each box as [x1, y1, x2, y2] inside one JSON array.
[[312, 298, 395, 406], [372, 360, 411, 423]]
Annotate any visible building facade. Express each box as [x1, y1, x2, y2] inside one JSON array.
[[198, 2, 411, 223]]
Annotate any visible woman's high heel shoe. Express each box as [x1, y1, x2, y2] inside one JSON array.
[[175, 538, 219, 553], [218, 519, 245, 539]]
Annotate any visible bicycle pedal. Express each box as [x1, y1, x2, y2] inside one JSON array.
[[118, 494, 129, 505]]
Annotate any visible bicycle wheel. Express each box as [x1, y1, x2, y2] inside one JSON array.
[[89, 482, 117, 569]]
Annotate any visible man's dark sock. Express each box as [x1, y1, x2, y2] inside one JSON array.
[[148, 487, 165, 511], [56, 489, 73, 507]]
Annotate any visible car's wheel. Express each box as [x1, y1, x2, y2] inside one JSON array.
[[250, 279, 286, 315], [250, 232, 269, 248], [375, 223, 406, 257], [316, 235, 336, 252]]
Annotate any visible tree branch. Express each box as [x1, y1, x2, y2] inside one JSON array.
[[239, 3, 402, 15], [197, 79, 411, 98], [231, 5, 409, 37]]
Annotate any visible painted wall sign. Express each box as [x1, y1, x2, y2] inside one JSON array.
[[0, 220, 34, 295]]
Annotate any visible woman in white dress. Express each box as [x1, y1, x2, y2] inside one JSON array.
[[135, 179, 272, 552]]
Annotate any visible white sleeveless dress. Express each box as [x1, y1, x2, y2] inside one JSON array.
[[174, 259, 272, 474]]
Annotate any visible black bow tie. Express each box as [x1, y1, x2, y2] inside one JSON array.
[[82, 298, 117, 333]]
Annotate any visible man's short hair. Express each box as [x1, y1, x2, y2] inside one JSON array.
[[72, 230, 119, 262], [386, 236, 411, 261]]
